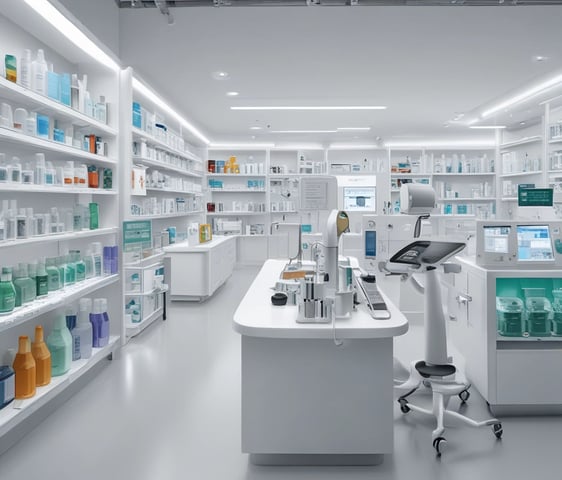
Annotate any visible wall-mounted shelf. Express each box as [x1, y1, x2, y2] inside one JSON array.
[[207, 173, 267, 178], [0, 76, 117, 137], [0, 127, 117, 165], [130, 211, 203, 220], [499, 170, 543, 178], [132, 127, 200, 162], [0, 227, 118, 250], [390, 172, 431, 178], [432, 172, 496, 177], [500, 136, 543, 150], [0, 275, 119, 334], [0, 336, 119, 438], [501, 197, 518, 201], [145, 187, 201, 195], [132, 156, 203, 178], [436, 197, 495, 202], [0, 184, 117, 195], [548, 137, 562, 145], [209, 189, 266, 193]]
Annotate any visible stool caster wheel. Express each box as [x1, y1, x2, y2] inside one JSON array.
[[493, 422, 503, 439], [398, 398, 410, 413], [433, 436, 447, 456], [458, 389, 470, 403]]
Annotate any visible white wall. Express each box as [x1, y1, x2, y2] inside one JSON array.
[[59, 0, 120, 57]]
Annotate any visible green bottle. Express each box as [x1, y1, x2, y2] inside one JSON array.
[[36, 261, 48, 297], [0, 267, 16, 314], [47, 316, 72, 376], [64, 254, 75, 286], [13, 263, 36, 307], [45, 257, 60, 292], [72, 251, 86, 282], [56, 257, 65, 289], [27, 262, 38, 299]]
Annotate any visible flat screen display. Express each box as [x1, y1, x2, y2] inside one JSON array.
[[365, 230, 376, 258], [483, 226, 511, 254], [343, 187, 376, 211], [517, 225, 554, 261]]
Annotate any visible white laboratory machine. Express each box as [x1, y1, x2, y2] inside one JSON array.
[[448, 220, 562, 415]]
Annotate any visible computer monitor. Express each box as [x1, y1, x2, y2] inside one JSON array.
[[483, 226, 511, 254], [516, 225, 554, 262], [343, 186, 376, 211]]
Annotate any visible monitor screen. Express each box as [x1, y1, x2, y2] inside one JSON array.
[[365, 230, 376, 258], [483, 226, 511, 254], [343, 186, 376, 211], [517, 225, 554, 261]]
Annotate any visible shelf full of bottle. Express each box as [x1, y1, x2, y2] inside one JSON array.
[[211, 217, 266, 236], [132, 139, 203, 176], [0, 151, 115, 195], [132, 101, 200, 162], [124, 262, 166, 331], [0, 296, 118, 430], [133, 166, 203, 196], [207, 158, 266, 176], [391, 152, 495, 176], [0, 241, 119, 330], [129, 193, 203, 218], [0, 47, 113, 133]]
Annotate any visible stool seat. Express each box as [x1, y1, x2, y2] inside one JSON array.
[[415, 361, 456, 378]]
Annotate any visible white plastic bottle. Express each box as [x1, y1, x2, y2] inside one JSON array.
[[32, 49, 48, 95], [74, 299, 93, 359], [20, 49, 32, 89]]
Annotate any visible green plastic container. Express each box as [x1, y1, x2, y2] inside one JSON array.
[[525, 297, 552, 337], [496, 297, 524, 337]]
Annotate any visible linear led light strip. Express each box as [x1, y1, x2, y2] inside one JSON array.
[[231, 106, 386, 111], [481, 72, 562, 118], [133, 78, 210, 145], [24, 0, 120, 71]]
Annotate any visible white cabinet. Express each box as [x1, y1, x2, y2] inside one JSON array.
[[449, 257, 562, 414], [164, 236, 236, 301]]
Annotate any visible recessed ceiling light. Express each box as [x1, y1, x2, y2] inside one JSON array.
[[249, 126, 262, 130], [469, 125, 506, 129], [231, 106, 386, 111], [226, 91, 239, 96], [270, 130, 338, 133], [336, 127, 371, 131], [212, 71, 229, 80], [520, 121, 526, 126], [533, 55, 548, 62]]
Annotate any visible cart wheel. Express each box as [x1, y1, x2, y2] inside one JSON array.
[[458, 389, 470, 403], [398, 398, 410, 413], [433, 436, 447, 456], [493, 422, 503, 439]]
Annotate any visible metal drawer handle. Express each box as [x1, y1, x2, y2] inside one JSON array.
[[456, 293, 472, 306]]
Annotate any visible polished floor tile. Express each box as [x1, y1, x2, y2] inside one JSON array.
[[0, 265, 561, 479]]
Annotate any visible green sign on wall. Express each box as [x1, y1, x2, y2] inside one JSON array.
[[518, 188, 553, 207], [123, 220, 152, 252]]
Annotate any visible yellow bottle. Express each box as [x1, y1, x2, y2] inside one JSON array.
[[13, 336, 36, 399], [32, 326, 52, 387]]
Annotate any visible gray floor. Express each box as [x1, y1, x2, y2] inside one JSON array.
[[1, 265, 561, 479]]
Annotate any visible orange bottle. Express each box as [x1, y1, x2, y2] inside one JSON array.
[[12, 336, 36, 399], [32, 326, 52, 387]]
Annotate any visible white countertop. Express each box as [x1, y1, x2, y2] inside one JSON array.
[[164, 235, 235, 253], [233, 259, 409, 339]]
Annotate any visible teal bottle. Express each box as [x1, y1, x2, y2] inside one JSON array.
[[64, 254, 75, 286], [13, 263, 36, 307], [72, 251, 86, 283], [27, 262, 38, 299], [0, 267, 16, 314], [45, 257, 60, 292], [56, 257, 65, 289], [35, 261, 48, 297], [47, 316, 72, 376]]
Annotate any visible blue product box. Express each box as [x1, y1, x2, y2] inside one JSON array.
[[60, 73, 71, 106], [132, 102, 142, 128], [47, 71, 61, 102]]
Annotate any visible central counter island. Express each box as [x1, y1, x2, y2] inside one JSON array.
[[233, 259, 408, 466]]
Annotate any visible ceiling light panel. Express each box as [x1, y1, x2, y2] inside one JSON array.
[[231, 106, 386, 111]]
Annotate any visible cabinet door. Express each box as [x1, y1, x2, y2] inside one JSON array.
[[169, 253, 209, 297]]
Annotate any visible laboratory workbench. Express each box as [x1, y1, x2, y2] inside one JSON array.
[[233, 259, 408, 466]]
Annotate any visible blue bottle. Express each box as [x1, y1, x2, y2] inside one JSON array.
[[90, 298, 104, 348]]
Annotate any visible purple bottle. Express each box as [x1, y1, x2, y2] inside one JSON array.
[[90, 298, 104, 348]]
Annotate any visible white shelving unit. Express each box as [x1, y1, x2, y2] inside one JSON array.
[[119, 68, 206, 333], [0, 3, 122, 454]]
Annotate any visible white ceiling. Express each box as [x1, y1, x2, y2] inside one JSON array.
[[117, 6, 562, 146]]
